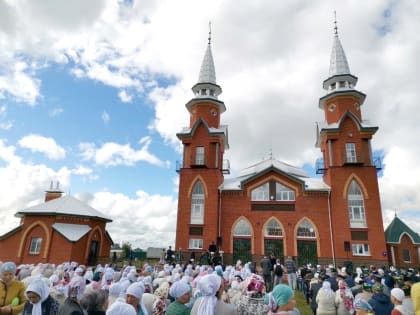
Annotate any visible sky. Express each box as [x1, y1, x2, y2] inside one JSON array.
[[0, 0, 419, 250]]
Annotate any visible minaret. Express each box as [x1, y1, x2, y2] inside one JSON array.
[[318, 14, 366, 125], [186, 23, 226, 129], [316, 16, 387, 265], [175, 25, 229, 252]]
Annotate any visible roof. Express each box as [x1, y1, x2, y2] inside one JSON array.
[[329, 34, 350, 77], [17, 195, 112, 222], [385, 215, 420, 244], [52, 223, 91, 242], [177, 121, 229, 149], [198, 43, 216, 84], [220, 158, 330, 192]]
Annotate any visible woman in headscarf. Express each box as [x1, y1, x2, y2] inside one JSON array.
[[126, 282, 150, 315], [106, 301, 135, 315], [354, 298, 373, 315], [335, 279, 354, 315], [264, 284, 300, 315], [166, 281, 191, 315], [80, 289, 108, 315], [23, 279, 60, 315], [57, 276, 85, 315], [315, 281, 336, 315], [190, 273, 235, 315], [0, 262, 27, 315]]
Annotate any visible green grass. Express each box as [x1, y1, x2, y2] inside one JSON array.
[[295, 290, 313, 315]]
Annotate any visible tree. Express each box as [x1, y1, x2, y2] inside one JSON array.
[[122, 242, 132, 259]]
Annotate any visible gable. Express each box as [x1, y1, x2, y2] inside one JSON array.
[[52, 223, 91, 242], [385, 216, 420, 244]]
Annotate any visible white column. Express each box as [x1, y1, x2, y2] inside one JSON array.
[[391, 246, 396, 266]]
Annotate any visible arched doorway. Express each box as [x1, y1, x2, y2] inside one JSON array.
[[296, 219, 318, 266], [264, 219, 284, 261], [232, 219, 252, 264]]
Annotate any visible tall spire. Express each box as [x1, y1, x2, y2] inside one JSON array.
[[328, 12, 350, 77], [198, 22, 217, 84]]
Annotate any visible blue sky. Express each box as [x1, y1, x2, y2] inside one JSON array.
[[1, 0, 419, 249]]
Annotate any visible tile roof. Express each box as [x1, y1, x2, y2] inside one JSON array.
[[17, 195, 112, 222], [385, 215, 420, 244]]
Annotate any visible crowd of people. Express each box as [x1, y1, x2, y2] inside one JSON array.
[[0, 254, 419, 315]]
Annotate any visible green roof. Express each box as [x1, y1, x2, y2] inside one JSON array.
[[385, 215, 420, 244]]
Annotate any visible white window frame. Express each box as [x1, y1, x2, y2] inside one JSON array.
[[29, 237, 42, 255], [190, 182, 204, 224], [296, 220, 316, 238], [346, 143, 357, 163], [189, 238, 203, 249], [233, 219, 252, 236], [195, 147, 205, 165], [352, 243, 370, 256], [275, 183, 295, 201], [265, 219, 283, 237], [348, 181, 367, 228], [251, 182, 269, 201]]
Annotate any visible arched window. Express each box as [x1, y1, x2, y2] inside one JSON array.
[[265, 219, 283, 237], [275, 183, 295, 201], [297, 219, 316, 238], [348, 180, 366, 228], [251, 182, 269, 201], [233, 219, 252, 236], [190, 181, 204, 224], [251, 181, 295, 201]]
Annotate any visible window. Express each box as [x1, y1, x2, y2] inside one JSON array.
[[297, 220, 316, 238], [251, 182, 269, 201], [233, 219, 252, 236], [190, 181, 204, 224], [352, 243, 370, 256], [195, 147, 205, 165], [403, 249, 411, 262], [265, 219, 282, 237], [275, 183, 295, 201], [189, 238, 203, 249], [339, 81, 346, 88], [348, 181, 367, 228], [251, 181, 295, 201], [346, 143, 357, 163], [29, 237, 42, 255]]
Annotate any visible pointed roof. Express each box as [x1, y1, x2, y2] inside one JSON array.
[[198, 43, 217, 84], [328, 33, 350, 77], [220, 158, 330, 192], [16, 195, 112, 222], [385, 215, 420, 244]]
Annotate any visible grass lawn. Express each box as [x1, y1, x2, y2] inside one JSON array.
[[295, 290, 313, 315]]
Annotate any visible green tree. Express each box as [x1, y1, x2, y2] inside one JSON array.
[[122, 242, 132, 258]]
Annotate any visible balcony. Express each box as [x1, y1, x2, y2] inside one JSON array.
[[315, 158, 326, 174], [175, 159, 230, 174]]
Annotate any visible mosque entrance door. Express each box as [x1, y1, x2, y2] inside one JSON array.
[[233, 238, 251, 265], [264, 239, 284, 261], [297, 240, 317, 266], [88, 240, 99, 266]]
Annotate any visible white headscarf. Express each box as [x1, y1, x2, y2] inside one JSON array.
[[126, 282, 148, 315], [197, 273, 221, 315], [25, 279, 50, 315], [106, 300, 136, 315], [169, 281, 191, 299], [322, 281, 334, 299]]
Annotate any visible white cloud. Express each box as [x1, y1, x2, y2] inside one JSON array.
[[0, 1, 419, 248], [18, 134, 66, 160], [48, 107, 64, 117], [81, 190, 178, 249], [72, 165, 93, 175], [79, 137, 167, 167], [118, 90, 133, 103], [101, 110, 110, 124]]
